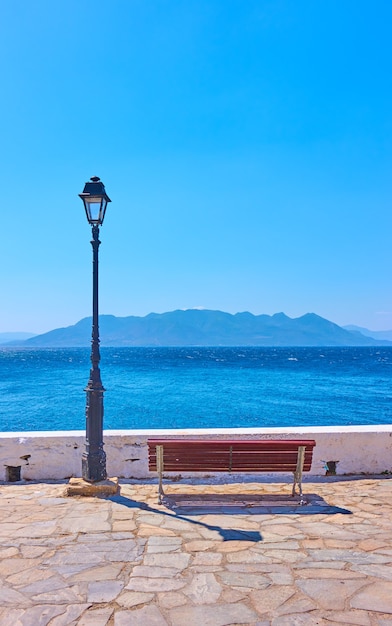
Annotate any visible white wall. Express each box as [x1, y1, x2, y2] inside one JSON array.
[[1, 426, 392, 482]]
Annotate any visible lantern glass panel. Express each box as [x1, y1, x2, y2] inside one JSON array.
[[86, 200, 103, 223]]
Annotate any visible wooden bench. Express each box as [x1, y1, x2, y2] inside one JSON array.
[[148, 438, 316, 505]]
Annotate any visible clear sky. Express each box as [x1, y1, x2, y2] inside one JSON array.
[[0, 0, 391, 334]]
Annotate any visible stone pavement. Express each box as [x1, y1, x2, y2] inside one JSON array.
[[1, 476, 392, 625]]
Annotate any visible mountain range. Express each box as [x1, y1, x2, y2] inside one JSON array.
[[343, 325, 392, 342], [2, 310, 392, 347]]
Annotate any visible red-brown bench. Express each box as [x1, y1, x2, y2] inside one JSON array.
[[148, 438, 316, 505]]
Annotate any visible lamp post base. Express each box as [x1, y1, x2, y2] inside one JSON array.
[[65, 477, 119, 497], [82, 448, 107, 483]]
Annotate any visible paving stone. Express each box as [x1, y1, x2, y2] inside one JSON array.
[[200, 515, 261, 530], [47, 604, 92, 626], [143, 552, 191, 569], [272, 593, 319, 616], [125, 577, 187, 592], [162, 519, 204, 532], [301, 539, 325, 549], [0, 605, 66, 625], [0, 586, 32, 607], [87, 580, 124, 602], [218, 571, 270, 589], [0, 608, 25, 626], [0, 558, 41, 576], [307, 549, 391, 565], [146, 536, 183, 552], [297, 579, 368, 611], [37, 497, 68, 506], [114, 605, 168, 625], [75, 533, 111, 542], [12, 521, 58, 538], [225, 550, 273, 564], [268, 570, 294, 584], [6, 567, 56, 586], [256, 540, 301, 551], [169, 602, 259, 625], [66, 563, 123, 582], [44, 549, 102, 566], [83, 539, 144, 562], [295, 568, 367, 580], [116, 590, 155, 608], [112, 520, 137, 531], [267, 549, 309, 562], [131, 565, 182, 578], [250, 585, 296, 614], [215, 540, 257, 552], [192, 552, 223, 565], [138, 525, 176, 537], [181, 532, 204, 540], [220, 588, 249, 603], [184, 540, 217, 552], [262, 523, 301, 537], [19, 546, 51, 558], [350, 581, 392, 613], [0, 548, 19, 558], [294, 560, 346, 570], [271, 613, 329, 625], [18, 576, 67, 595], [157, 591, 188, 608], [376, 549, 392, 557], [0, 524, 29, 536], [58, 516, 111, 533], [47, 564, 91, 578], [350, 563, 392, 581], [297, 522, 363, 541], [182, 573, 222, 604], [137, 514, 166, 526], [321, 609, 372, 625], [77, 607, 114, 625], [31, 586, 84, 604]]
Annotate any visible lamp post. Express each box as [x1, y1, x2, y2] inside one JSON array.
[[79, 176, 111, 483]]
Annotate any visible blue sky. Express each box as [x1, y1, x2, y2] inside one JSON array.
[[0, 0, 391, 334]]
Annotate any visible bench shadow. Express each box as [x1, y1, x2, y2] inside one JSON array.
[[161, 492, 352, 515], [109, 490, 351, 543], [109, 493, 263, 542]]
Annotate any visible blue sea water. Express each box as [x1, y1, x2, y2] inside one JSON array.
[[0, 347, 391, 432]]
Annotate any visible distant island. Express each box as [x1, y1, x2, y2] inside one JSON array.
[[2, 310, 392, 347]]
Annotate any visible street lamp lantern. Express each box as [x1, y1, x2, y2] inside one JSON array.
[[79, 176, 111, 225], [79, 176, 111, 483]]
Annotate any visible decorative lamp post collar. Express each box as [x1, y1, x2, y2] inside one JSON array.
[[79, 176, 111, 226]]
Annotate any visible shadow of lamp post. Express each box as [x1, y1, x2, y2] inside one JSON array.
[[79, 176, 111, 483]]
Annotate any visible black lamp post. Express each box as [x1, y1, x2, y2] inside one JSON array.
[[79, 176, 111, 483]]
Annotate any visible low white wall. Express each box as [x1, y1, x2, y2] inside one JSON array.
[[1, 426, 392, 482]]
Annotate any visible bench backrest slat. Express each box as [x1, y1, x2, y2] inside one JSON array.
[[148, 439, 316, 473]]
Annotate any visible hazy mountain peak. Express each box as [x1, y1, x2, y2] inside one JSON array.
[[8, 309, 391, 348]]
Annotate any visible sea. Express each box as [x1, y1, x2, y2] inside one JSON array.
[[0, 347, 391, 433]]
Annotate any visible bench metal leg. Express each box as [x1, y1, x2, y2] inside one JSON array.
[[156, 445, 165, 504], [293, 446, 306, 505]]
